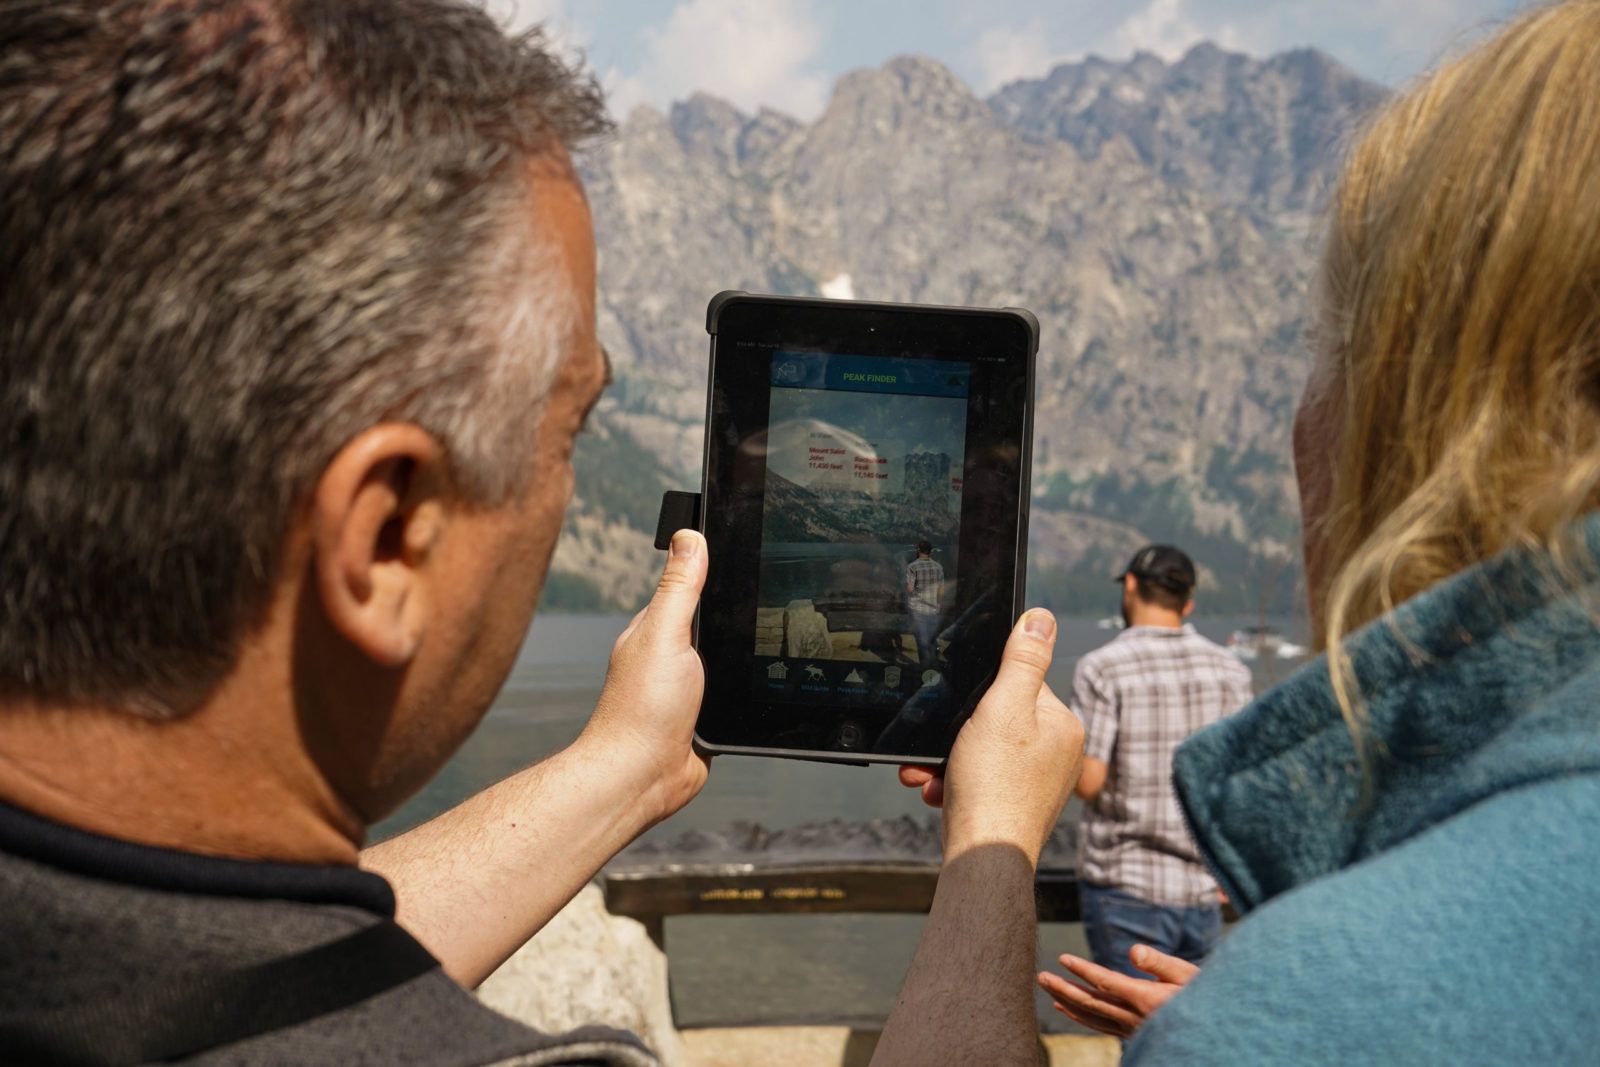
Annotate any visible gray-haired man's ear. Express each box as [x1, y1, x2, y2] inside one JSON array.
[[310, 423, 451, 667]]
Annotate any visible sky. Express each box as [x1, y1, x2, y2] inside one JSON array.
[[491, 0, 1539, 123]]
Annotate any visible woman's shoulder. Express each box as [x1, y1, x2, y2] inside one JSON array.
[[1126, 774, 1600, 1065]]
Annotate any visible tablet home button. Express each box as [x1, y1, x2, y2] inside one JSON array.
[[833, 721, 865, 751]]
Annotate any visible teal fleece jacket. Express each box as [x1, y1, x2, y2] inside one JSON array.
[[1125, 521, 1600, 1064]]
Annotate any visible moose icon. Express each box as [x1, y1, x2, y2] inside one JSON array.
[[804, 665, 827, 682]]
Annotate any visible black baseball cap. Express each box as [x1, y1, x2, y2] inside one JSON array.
[[1115, 544, 1197, 595]]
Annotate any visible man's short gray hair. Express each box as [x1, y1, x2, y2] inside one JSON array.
[[0, 0, 610, 715]]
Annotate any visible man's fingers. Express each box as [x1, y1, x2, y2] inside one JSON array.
[[898, 765, 936, 788], [1131, 944, 1201, 985], [978, 609, 1057, 722], [638, 530, 707, 644], [898, 765, 944, 807]]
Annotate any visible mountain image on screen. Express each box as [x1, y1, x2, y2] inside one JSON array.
[[759, 394, 964, 546], [754, 378, 967, 631], [760, 463, 957, 544]]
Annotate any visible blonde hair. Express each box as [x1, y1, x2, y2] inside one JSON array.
[[1313, 0, 1600, 754]]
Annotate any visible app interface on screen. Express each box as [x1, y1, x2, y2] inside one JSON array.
[[752, 351, 970, 709]]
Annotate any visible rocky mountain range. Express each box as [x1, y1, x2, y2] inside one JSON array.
[[760, 470, 960, 547], [546, 44, 1389, 615]]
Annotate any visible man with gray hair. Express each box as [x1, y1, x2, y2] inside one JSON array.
[[0, 3, 1083, 1064]]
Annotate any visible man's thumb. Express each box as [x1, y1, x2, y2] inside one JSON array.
[[982, 609, 1057, 712], [641, 530, 707, 641]]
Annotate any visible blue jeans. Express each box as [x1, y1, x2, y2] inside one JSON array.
[[1078, 882, 1221, 980], [911, 612, 941, 665]]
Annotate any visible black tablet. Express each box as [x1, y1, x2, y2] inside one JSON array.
[[692, 291, 1037, 766]]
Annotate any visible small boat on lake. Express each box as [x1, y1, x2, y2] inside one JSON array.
[[1228, 626, 1308, 660]]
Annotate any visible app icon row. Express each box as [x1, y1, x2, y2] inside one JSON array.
[[760, 661, 941, 689]]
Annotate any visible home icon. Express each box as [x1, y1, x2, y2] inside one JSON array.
[[767, 662, 789, 680]]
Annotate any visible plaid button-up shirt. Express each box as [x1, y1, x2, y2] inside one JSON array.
[[905, 557, 943, 614], [1074, 624, 1253, 907]]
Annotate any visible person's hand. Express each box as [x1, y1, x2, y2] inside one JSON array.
[[1037, 946, 1200, 1040], [899, 609, 1083, 863], [578, 529, 709, 823]]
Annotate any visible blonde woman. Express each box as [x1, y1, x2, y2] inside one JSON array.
[[1040, 2, 1600, 1060]]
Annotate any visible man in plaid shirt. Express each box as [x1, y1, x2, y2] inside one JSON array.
[[1071, 545, 1253, 979], [905, 539, 945, 666]]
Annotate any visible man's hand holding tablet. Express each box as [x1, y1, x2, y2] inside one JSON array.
[[898, 609, 1081, 857]]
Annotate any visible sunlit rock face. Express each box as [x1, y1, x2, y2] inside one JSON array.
[[556, 46, 1385, 613]]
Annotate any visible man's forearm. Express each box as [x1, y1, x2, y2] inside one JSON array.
[[360, 738, 660, 988], [363, 531, 711, 990], [873, 844, 1042, 1066]]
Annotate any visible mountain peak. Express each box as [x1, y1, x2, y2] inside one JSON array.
[[987, 44, 1385, 216], [1174, 40, 1235, 74], [881, 53, 967, 88], [824, 54, 985, 129]]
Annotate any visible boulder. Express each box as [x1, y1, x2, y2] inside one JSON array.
[[477, 883, 685, 1067], [783, 600, 833, 659], [754, 607, 785, 657]]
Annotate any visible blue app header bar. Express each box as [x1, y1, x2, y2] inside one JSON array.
[[771, 351, 970, 399]]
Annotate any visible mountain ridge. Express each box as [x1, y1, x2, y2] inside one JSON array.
[[544, 43, 1388, 616]]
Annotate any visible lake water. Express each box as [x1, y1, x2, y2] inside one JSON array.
[[756, 541, 957, 609], [373, 612, 1308, 1030]]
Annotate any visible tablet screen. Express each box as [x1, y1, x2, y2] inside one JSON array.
[[695, 294, 1035, 765], [755, 352, 969, 709]]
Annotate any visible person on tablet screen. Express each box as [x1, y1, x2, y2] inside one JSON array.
[[0, 4, 1083, 1065], [906, 540, 946, 665]]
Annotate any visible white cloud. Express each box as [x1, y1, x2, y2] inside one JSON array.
[[1080, 0, 1523, 80], [820, 273, 855, 300], [1097, 0, 1251, 61], [486, 0, 590, 56], [606, 0, 831, 120], [972, 17, 1064, 92]]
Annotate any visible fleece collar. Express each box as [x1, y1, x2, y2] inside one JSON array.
[[1174, 515, 1600, 914]]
